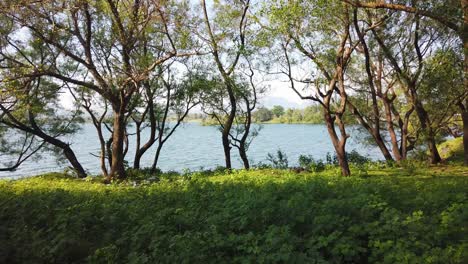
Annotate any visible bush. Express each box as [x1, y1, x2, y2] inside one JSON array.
[[266, 149, 289, 169], [298, 155, 325, 172], [346, 150, 370, 165], [0, 169, 467, 263]]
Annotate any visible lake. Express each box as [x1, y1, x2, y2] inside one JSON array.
[[0, 122, 383, 178]]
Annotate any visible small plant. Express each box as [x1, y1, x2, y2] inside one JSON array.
[[298, 155, 325, 172], [346, 150, 370, 165], [266, 149, 289, 169], [126, 167, 160, 182], [253, 162, 272, 169], [325, 152, 338, 165]]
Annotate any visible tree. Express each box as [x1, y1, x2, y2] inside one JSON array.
[[254, 107, 273, 122], [341, 0, 467, 164], [149, 64, 204, 172], [269, 0, 357, 176], [0, 18, 86, 177], [0, 76, 86, 177], [0, 0, 199, 179], [271, 105, 285, 118], [368, 11, 447, 163], [200, 0, 254, 169]]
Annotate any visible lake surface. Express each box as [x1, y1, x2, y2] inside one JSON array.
[[0, 122, 383, 178]]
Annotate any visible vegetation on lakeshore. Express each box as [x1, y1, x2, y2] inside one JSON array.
[[0, 1, 467, 263], [200, 105, 325, 125], [1, 0, 466, 179], [1, 164, 467, 263], [1, 140, 466, 263]]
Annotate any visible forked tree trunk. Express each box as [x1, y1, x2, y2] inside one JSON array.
[[413, 99, 442, 164], [348, 102, 394, 161], [324, 112, 350, 176], [382, 99, 402, 161], [222, 87, 237, 170]]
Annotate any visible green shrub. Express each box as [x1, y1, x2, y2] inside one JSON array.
[[298, 155, 325, 172], [0, 169, 467, 263], [266, 149, 289, 169]]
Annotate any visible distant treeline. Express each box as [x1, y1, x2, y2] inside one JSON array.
[[253, 105, 323, 124], [201, 104, 359, 125], [198, 105, 324, 125]]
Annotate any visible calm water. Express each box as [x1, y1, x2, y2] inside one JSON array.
[[0, 122, 382, 178]]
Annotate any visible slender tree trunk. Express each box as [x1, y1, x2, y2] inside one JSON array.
[[134, 99, 156, 170], [382, 99, 402, 161], [133, 122, 142, 169], [324, 112, 350, 176], [463, 110, 468, 165], [95, 125, 108, 177], [238, 97, 252, 170], [348, 102, 394, 161], [373, 133, 393, 161], [222, 87, 237, 169], [106, 136, 113, 167], [413, 99, 442, 163], [109, 108, 126, 180], [153, 144, 163, 171], [239, 145, 250, 169], [133, 150, 143, 170], [3, 111, 88, 178], [63, 146, 87, 178], [222, 125, 233, 169], [462, 0, 468, 165]]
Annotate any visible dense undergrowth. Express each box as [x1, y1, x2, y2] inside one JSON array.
[[0, 165, 467, 263]]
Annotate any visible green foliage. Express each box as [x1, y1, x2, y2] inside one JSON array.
[[438, 137, 464, 164], [298, 155, 326, 172], [271, 105, 285, 118], [266, 149, 289, 169], [0, 168, 467, 263], [253, 107, 274, 122], [252, 105, 323, 124], [346, 150, 371, 165]]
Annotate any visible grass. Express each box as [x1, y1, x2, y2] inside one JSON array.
[[0, 164, 467, 263]]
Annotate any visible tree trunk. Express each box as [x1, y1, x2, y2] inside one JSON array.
[[348, 102, 394, 161], [109, 109, 126, 180], [462, 0, 468, 165], [152, 144, 163, 171], [4, 113, 88, 178], [382, 99, 402, 161], [133, 150, 143, 170], [462, 110, 468, 165], [324, 112, 350, 176], [413, 100, 442, 164], [400, 111, 412, 160], [96, 126, 108, 177], [335, 143, 350, 177], [133, 122, 142, 170], [222, 86, 237, 170], [239, 144, 250, 169], [222, 127, 232, 169], [63, 146, 87, 178]]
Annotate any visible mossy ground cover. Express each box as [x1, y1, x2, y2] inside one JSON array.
[[0, 166, 467, 263]]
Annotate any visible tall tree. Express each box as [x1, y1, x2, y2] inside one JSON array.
[[341, 0, 467, 164], [0, 0, 199, 179], [200, 0, 253, 169], [269, 0, 358, 176]]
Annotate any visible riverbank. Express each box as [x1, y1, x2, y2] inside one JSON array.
[[1, 165, 467, 263]]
